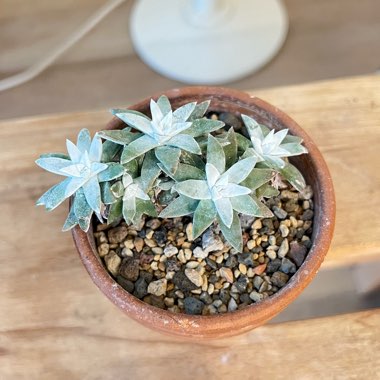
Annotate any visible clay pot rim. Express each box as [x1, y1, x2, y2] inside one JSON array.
[[72, 86, 335, 339]]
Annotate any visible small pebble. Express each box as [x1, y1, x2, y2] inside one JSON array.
[[186, 223, 194, 241], [219, 267, 234, 283], [183, 297, 204, 315], [193, 246, 208, 259], [147, 278, 167, 296], [104, 251, 121, 276], [164, 244, 178, 257]]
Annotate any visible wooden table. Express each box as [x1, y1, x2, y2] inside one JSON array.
[[1, 75, 379, 379]]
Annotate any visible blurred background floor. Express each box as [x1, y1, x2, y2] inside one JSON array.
[[0, 0, 379, 119]]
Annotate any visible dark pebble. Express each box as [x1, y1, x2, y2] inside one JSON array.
[[288, 241, 307, 267], [271, 271, 289, 288], [173, 271, 198, 292], [166, 258, 181, 272], [138, 229, 146, 238], [150, 295, 165, 309], [302, 209, 314, 221], [259, 226, 271, 235], [234, 276, 249, 293], [116, 276, 134, 293], [139, 253, 154, 265], [266, 258, 282, 273], [205, 258, 218, 270], [262, 219, 274, 229], [273, 206, 287, 220], [139, 270, 153, 283], [199, 291, 213, 305], [240, 215, 255, 229], [183, 297, 204, 315], [208, 274, 219, 284], [296, 228, 306, 239], [133, 277, 148, 299], [239, 293, 251, 304], [280, 258, 297, 274], [238, 253, 254, 267], [219, 289, 231, 304], [285, 200, 298, 212], [153, 229, 167, 245], [225, 255, 238, 268], [119, 258, 139, 281]]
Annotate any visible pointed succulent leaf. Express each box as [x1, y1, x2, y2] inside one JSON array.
[[230, 194, 272, 217], [218, 183, 251, 198], [82, 176, 101, 214], [236, 133, 251, 152], [180, 151, 205, 170], [112, 110, 154, 136], [220, 156, 257, 184], [185, 118, 224, 137], [134, 198, 157, 221], [155, 146, 181, 174], [101, 140, 122, 162], [156, 95, 172, 115], [174, 180, 211, 200], [141, 151, 161, 192], [280, 143, 308, 156], [188, 100, 210, 120], [73, 188, 93, 232], [205, 163, 220, 188], [241, 114, 264, 142], [214, 197, 233, 227], [66, 139, 82, 163], [159, 195, 198, 218], [39, 152, 70, 160], [107, 198, 123, 224], [35, 156, 72, 176], [110, 181, 124, 198], [97, 163, 124, 182], [36, 177, 72, 211], [172, 102, 196, 122], [256, 183, 280, 199], [100, 182, 117, 205], [88, 135, 102, 162], [120, 135, 158, 163], [157, 180, 175, 191], [159, 163, 204, 181], [218, 212, 243, 252], [122, 196, 136, 224], [192, 199, 217, 239], [207, 135, 225, 174], [150, 99, 164, 123], [62, 204, 78, 231], [241, 168, 274, 190], [97, 129, 141, 145], [110, 108, 150, 120], [222, 128, 237, 169], [279, 162, 306, 191], [166, 134, 201, 155], [76, 129, 92, 153], [282, 134, 303, 144]]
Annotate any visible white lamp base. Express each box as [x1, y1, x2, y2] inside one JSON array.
[[130, 0, 288, 85]]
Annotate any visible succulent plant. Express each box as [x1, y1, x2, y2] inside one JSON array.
[[98, 95, 223, 183], [36, 129, 124, 231], [160, 135, 273, 251], [36, 96, 309, 252], [241, 114, 308, 191]]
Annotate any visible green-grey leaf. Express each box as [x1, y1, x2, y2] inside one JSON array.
[[157, 95, 172, 116], [167, 134, 201, 155], [159, 196, 199, 218], [236, 133, 251, 152], [123, 158, 139, 178], [97, 163, 124, 182], [280, 143, 308, 156], [218, 212, 242, 252], [77, 129, 91, 153], [112, 111, 153, 136], [98, 129, 141, 145], [279, 162, 306, 191], [222, 128, 237, 169], [121, 135, 158, 163], [158, 163, 204, 181], [192, 199, 217, 239], [155, 146, 181, 174], [134, 198, 157, 222], [180, 151, 205, 170], [101, 140, 122, 162], [241, 168, 274, 190], [173, 102, 196, 122], [101, 182, 117, 205], [186, 118, 224, 137], [230, 194, 273, 217], [73, 189, 93, 232], [122, 196, 136, 224], [207, 134, 225, 174], [188, 100, 210, 120], [256, 183, 280, 199], [36, 177, 71, 211], [141, 151, 161, 192], [39, 152, 70, 160], [174, 180, 210, 200], [35, 157, 71, 176], [107, 198, 123, 224], [62, 204, 78, 231], [221, 156, 257, 184]]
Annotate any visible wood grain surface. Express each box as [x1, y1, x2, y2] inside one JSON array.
[[0, 75, 379, 379]]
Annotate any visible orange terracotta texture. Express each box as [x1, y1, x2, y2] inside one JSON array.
[[72, 87, 336, 338]]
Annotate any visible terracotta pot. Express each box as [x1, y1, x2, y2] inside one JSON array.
[[72, 87, 335, 339]]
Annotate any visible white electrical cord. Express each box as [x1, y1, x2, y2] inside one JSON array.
[[0, 0, 126, 92]]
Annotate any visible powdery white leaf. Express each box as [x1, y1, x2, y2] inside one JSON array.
[[121, 135, 158, 163], [174, 180, 211, 200], [192, 199, 217, 239], [166, 134, 201, 155], [207, 135, 225, 174], [159, 196, 198, 218], [218, 212, 243, 252], [214, 197, 233, 227]]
